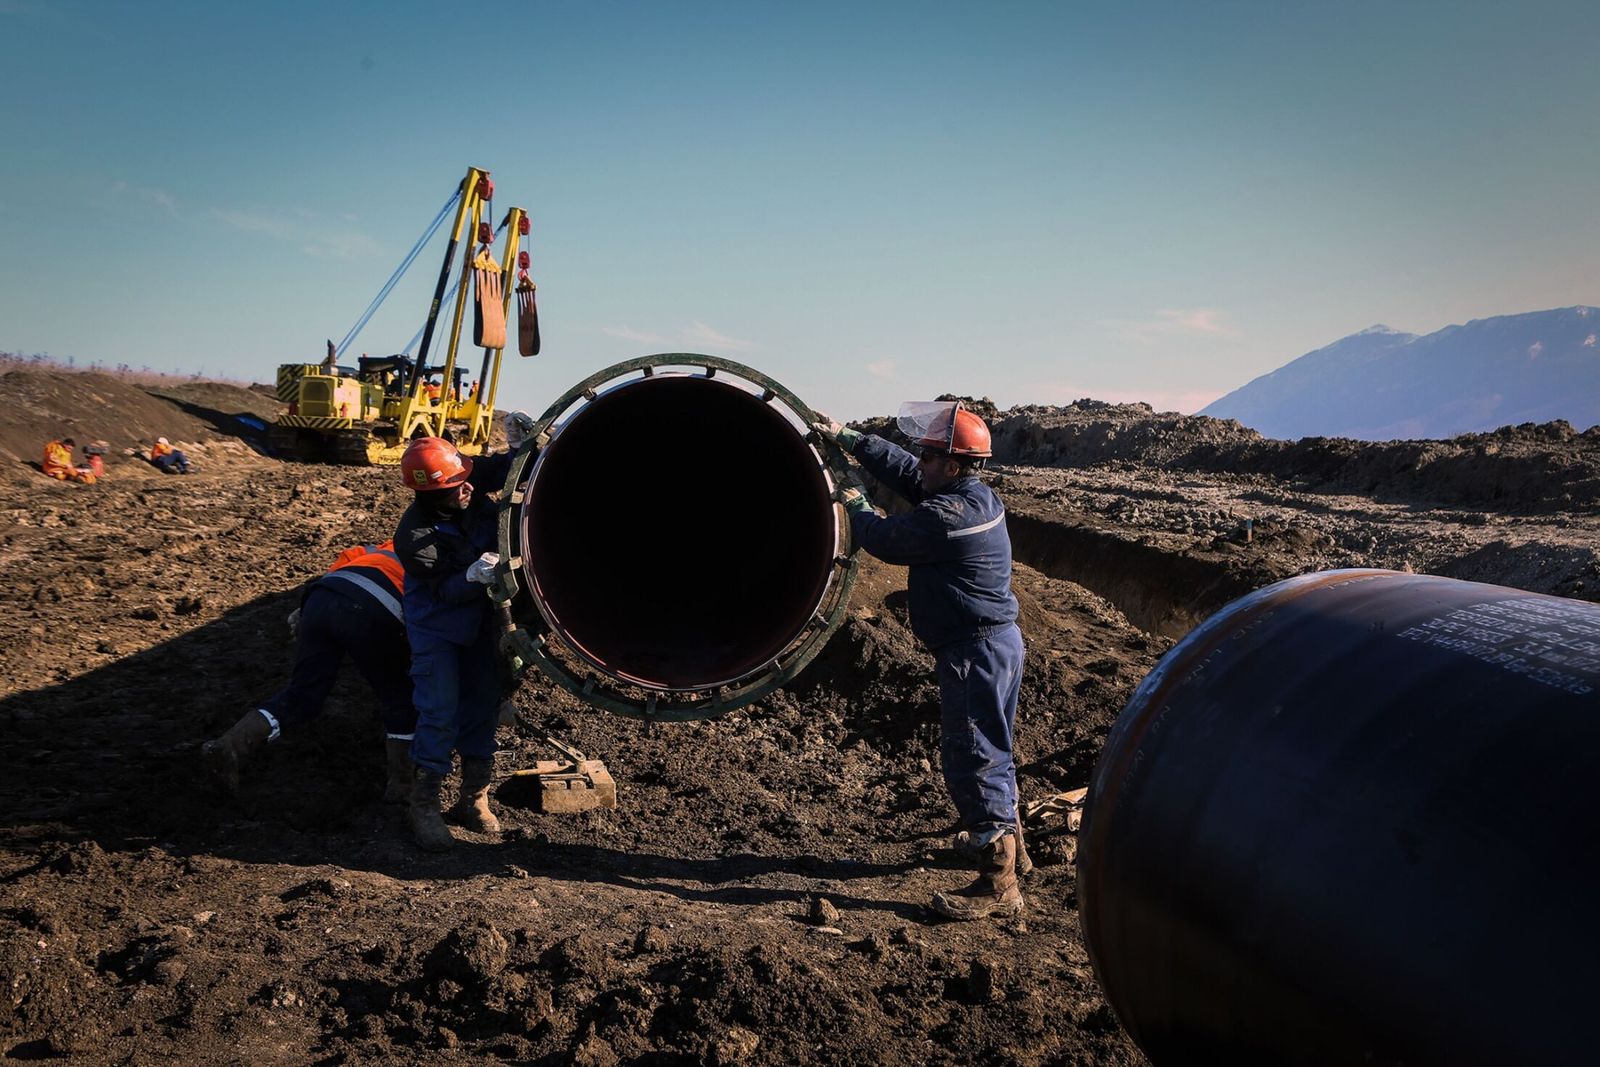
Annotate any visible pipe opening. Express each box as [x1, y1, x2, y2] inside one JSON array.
[[520, 374, 837, 690]]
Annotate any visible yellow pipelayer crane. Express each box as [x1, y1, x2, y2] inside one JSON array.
[[271, 166, 531, 464]]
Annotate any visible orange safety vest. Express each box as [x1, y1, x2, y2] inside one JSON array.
[[321, 540, 406, 622], [43, 441, 74, 477], [43, 441, 93, 483], [151, 441, 173, 459]]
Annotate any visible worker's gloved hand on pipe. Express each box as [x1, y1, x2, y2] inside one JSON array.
[[466, 552, 501, 585], [840, 487, 873, 514], [505, 411, 536, 451], [287, 607, 301, 639], [812, 412, 863, 451]]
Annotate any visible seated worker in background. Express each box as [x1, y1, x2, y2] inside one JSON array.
[[42, 437, 96, 484], [150, 437, 191, 474], [814, 401, 1026, 921], [425, 377, 443, 404], [202, 540, 417, 799], [393, 434, 515, 851], [81, 440, 109, 479]]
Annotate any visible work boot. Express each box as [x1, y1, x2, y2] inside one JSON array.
[[382, 739, 414, 804], [446, 757, 501, 834], [931, 834, 1024, 921], [200, 710, 273, 793], [953, 814, 1034, 877], [408, 769, 455, 852]]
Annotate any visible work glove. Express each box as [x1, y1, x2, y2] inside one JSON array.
[[505, 411, 536, 450], [812, 412, 862, 451], [840, 488, 873, 514], [466, 552, 501, 585], [287, 607, 301, 639]]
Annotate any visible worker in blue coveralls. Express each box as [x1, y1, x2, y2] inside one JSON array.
[[813, 401, 1028, 920], [392, 431, 518, 851]]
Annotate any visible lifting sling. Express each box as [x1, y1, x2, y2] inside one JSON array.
[[516, 265, 540, 356], [473, 246, 507, 351]]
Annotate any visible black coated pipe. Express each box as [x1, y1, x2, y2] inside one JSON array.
[[1079, 570, 1600, 1066], [517, 373, 838, 690]]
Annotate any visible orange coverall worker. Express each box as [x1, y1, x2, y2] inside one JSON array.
[[43, 441, 94, 484]]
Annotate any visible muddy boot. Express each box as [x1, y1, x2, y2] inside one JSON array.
[[408, 769, 454, 852], [1014, 813, 1033, 877], [382, 739, 414, 804], [931, 834, 1024, 921], [953, 816, 1035, 878], [446, 757, 500, 833], [200, 710, 273, 793]]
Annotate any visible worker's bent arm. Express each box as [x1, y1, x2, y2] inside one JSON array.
[[849, 503, 952, 566], [399, 529, 484, 605], [851, 435, 925, 505]]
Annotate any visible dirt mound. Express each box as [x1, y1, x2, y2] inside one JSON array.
[[148, 380, 283, 426], [976, 402, 1600, 514], [1, 368, 278, 489]]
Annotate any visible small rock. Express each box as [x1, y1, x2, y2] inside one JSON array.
[[151, 958, 187, 986], [890, 925, 919, 945], [174, 595, 203, 616], [428, 921, 510, 984], [503, 864, 529, 879], [192, 911, 216, 925], [968, 957, 1003, 1002], [711, 1025, 761, 1065], [808, 897, 841, 927], [266, 982, 303, 1010], [572, 1033, 618, 1067], [633, 926, 668, 954]]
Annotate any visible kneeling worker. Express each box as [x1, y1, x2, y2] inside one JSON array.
[[202, 540, 416, 798], [394, 436, 514, 851], [814, 401, 1025, 920]]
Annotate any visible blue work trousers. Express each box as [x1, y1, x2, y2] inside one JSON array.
[[260, 587, 414, 736], [153, 450, 190, 474], [409, 632, 501, 775], [936, 623, 1025, 844]]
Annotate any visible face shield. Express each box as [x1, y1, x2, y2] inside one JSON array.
[[896, 401, 960, 451]]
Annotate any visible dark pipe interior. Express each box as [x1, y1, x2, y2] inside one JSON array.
[[520, 375, 836, 689]]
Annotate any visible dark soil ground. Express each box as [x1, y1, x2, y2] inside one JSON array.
[[2, 371, 1596, 1064]]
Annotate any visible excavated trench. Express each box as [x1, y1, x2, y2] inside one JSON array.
[[1005, 507, 1261, 639]]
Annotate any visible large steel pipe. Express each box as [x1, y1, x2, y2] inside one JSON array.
[[493, 355, 860, 720], [1078, 570, 1600, 1066]]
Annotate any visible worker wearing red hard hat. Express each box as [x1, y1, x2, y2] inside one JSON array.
[[814, 400, 1025, 921], [393, 434, 516, 851]]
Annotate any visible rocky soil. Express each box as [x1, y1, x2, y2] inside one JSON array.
[[1, 370, 1596, 1064]]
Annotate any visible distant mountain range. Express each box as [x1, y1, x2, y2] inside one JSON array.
[[1200, 306, 1600, 440]]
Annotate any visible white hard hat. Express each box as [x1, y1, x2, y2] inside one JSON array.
[[157, 437, 169, 445]]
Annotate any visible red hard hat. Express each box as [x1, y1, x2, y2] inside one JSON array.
[[401, 436, 473, 490], [917, 404, 992, 458]]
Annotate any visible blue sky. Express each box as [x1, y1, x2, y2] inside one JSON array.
[[2, 0, 1596, 419]]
